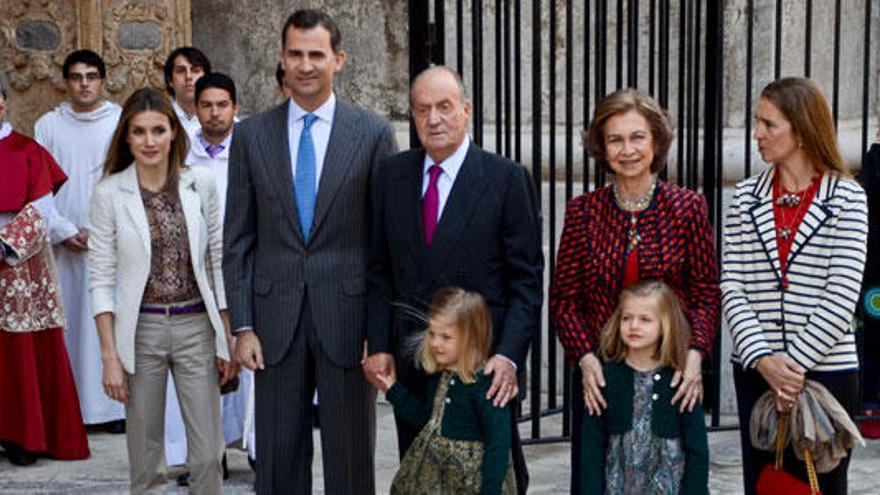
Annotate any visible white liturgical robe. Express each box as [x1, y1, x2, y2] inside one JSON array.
[[34, 100, 125, 425]]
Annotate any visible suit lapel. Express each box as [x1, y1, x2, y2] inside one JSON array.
[[392, 152, 429, 261], [425, 144, 488, 278], [747, 167, 784, 282], [311, 101, 361, 237], [257, 101, 304, 242], [178, 170, 202, 272], [119, 166, 151, 253]]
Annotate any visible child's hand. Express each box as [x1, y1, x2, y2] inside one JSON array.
[[374, 370, 396, 392]]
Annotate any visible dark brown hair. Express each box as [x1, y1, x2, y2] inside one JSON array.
[[585, 88, 674, 174], [418, 287, 493, 383], [760, 77, 849, 175], [102, 87, 188, 187], [282, 9, 342, 53], [600, 280, 690, 371]]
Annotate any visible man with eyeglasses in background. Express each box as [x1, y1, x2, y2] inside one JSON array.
[[34, 49, 125, 435]]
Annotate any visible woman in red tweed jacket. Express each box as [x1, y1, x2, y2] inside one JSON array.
[[549, 88, 720, 493]]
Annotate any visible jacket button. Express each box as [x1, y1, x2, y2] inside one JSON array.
[[653, 373, 661, 382], [651, 393, 659, 401], [450, 379, 455, 385], [445, 398, 451, 404]]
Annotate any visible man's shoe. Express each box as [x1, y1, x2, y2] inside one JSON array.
[[176, 471, 191, 487], [103, 419, 126, 434], [1, 442, 36, 466], [861, 409, 880, 439]]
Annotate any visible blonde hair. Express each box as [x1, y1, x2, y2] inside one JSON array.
[[599, 280, 690, 371], [418, 287, 493, 383]]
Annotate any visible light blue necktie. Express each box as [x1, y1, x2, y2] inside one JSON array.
[[295, 113, 318, 241]]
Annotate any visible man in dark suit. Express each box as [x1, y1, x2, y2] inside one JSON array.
[[364, 66, 543, 493], [223, 9, 396, 494]]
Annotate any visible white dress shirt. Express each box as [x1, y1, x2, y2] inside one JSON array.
[[421, 137, 471, 223], [288, 94, 336, 188]]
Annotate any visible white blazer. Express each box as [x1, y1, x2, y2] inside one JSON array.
[[721, 167, 867, 373], [88, 165, 229, 374]]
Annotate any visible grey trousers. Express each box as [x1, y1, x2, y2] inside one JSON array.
[[126, 311, 222, 494]]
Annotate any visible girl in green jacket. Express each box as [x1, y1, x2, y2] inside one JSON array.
[[374, 287, 516, 495], [581, 281, 709, 494]]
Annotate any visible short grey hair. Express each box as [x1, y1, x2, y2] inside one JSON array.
[[410, 65, 469, 103]]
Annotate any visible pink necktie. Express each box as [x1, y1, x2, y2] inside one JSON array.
[[422, 164, 443, 245]]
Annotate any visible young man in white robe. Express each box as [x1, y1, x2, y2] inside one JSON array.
[[165, 72, 253, 486], [163, 46, 211, 141], [34, 49, 125, 432]]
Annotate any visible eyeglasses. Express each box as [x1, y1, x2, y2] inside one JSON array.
[[67, 72, 102, 83]]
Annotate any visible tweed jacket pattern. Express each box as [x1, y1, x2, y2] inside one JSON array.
[[550, 181, 720, 364], [721, 167, 867, 372]]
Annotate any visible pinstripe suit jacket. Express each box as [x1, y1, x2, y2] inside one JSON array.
[[223, 99, 397, 367], [721, 167, 867, 372]]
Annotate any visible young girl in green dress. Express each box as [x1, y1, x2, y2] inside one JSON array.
[[374, 287, 516, 495], [580, 280, 709, 494]]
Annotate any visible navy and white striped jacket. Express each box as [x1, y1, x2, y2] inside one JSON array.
[[721, 167, 867, 372]]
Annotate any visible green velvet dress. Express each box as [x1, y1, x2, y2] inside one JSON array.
[[387, 370, 517, 495]]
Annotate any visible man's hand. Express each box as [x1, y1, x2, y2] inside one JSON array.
[[671, 349, 704, 413], [235, 330, 265, 371], [363, 352, 395, 390], [102, 355, 129, 404], [580, 352, 607, 416], [756, 354, 805, 404], [62, 229, 89, 252], [217, 357, 238, 386], [485, 355, 518, 408]]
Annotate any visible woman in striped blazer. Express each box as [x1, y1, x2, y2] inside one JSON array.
[[721, 77, 867, 495]]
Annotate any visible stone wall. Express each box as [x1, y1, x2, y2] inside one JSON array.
[[191, 0, 410, 120]]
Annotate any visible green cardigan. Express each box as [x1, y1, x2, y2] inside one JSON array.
[[580, 360, 709, 495], [386, 371, 511, 495]]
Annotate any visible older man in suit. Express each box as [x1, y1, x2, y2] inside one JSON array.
[[223, 9, 396, 494], [365, 66, 544, 493]]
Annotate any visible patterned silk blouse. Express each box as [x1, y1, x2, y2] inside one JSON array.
[[140, 186, 199, 304]]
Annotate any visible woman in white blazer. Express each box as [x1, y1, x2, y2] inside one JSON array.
[[721, 77, 867, 495], [88, 87, 235, 494]]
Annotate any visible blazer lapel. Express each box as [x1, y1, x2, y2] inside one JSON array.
[[425, 144, 488, 278], [257, 101, 304, 242], [119, 166, 151, 253], [311, 101, 361, 237], [747, 167, 784, 282], [787, 172, 834, 267], [178, 171, 202, 272]]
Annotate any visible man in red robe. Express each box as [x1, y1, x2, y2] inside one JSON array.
[[0, 74, 89, 465]]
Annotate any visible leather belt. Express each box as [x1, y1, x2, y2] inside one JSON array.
[[139, 301, 206, 316]]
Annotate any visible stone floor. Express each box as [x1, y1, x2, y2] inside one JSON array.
[[1, 403, 878, 494]]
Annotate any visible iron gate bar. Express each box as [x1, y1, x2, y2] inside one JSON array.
[[804, 0, 813, 77], [547, 0, 557, 424], [504, 0, 512, 158], [676, 0, 686, 186], [565, 1, 574, 204], [832, 0, 842, 127], [495, 0, 502, 154], [774, 0, 782, 80], [456, 0, 464, 74], [628, 0, 638, 88], [514, 0, 521, 164], [530, 0, 542, 440], [433, 0, 445, 65], [649, 0, 656, 95], [472, 0, 483, 145], [862, 0, 873, 167], [582, 0, 591, 193], [616, 0, 624, 89], [745, 0, 754, 178]]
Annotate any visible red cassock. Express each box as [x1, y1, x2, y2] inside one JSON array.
[[0, 130, 90, 459]]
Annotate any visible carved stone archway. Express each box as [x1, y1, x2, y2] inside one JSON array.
[[0, 0, 191, 136]]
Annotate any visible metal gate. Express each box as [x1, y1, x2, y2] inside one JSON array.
[[409, 0, 878, 444]]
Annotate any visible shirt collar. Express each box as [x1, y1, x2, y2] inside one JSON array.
[[423, 137, 471, 179], [197, 130, 233, 153], [0, 122, 11, 141], [288, 93, 336, 127], [172, 99, 196, 122]]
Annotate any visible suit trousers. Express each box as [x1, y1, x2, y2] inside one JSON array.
[[733, 364, 859, 495], [126, 310, 222, 495], [254, 298, 376, 495]]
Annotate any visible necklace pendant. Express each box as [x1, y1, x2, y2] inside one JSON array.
[[778, 226, 792, 240]]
